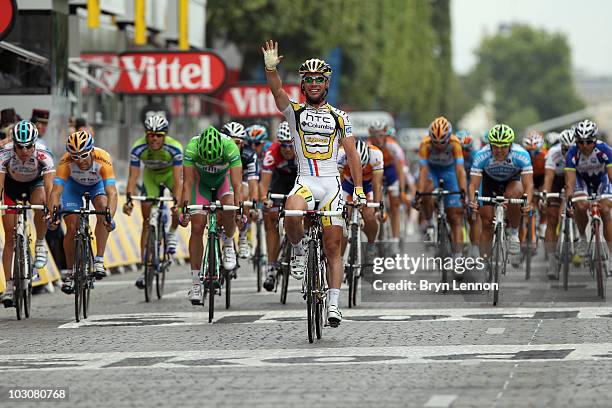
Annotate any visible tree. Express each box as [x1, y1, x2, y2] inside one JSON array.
[[205, 0, 469, 125], [471, 24, 584, 131]]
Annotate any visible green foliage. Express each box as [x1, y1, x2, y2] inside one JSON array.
[[472, 24, 584, 130], [206, 0, 468, 125]]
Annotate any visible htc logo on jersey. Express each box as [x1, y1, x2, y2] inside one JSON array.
[[301, 112, 335, 133]]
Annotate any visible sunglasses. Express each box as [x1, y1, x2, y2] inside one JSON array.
[[70, 151, 91, 160], [147, 131, 166, 138], [490, 143, 511, 148], [303, 76, 326, 84], [232, 137, 243, 145], [280, 143, 293, 149], [14, 144, 34, 150], [577, 140, 594, 145], [431, 140, 447, 145]]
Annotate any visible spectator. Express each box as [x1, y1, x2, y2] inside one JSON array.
[[0, 108, 18, 146], [31, 109, 49, 146]]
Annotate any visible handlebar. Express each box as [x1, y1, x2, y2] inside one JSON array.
[[281, 209, 343, 218], [477, 195, 528, 205], [345, 202, 381, 209], [185, 203, 239, 213], [571, 194, 612, 203], [129, 195, 175, 203], [0, 204, 46, 211], [416, 190, 464, 198], [269, 193, 289, 200]]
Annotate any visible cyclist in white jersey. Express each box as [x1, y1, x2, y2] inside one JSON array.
[[263, 40, 365, 326]]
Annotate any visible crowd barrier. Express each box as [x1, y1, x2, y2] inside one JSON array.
[[0, 196, 191, 294]]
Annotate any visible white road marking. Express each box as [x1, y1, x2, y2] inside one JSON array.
[[486, 328, 506, 334], [424, 394, 458, 407], [0, 343, 611, 372], [56, 306, 612, 329]]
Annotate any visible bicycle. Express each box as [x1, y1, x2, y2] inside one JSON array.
[[0, 199, 45, 320], [269, 193, 291, 305], [54, 192, 111, 322], [344, 201, 381, 308], [540, 191, 576, 289], [475, 193, 528, 305], [185, 200, 239, 323], [416, 179, 463, 288], [570, 193, 612, 299], [281, 207, 343, 343], [252, 202, 265, 293], [127, 188, 175, 302]]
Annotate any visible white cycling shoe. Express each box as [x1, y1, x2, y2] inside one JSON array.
[[327, 304, 342, 327], [506, 233, 521, 255], [290, 250, 306, 280], [188, 284, 202, 305], [238, 236, 250, 259], [223, 245, 237, 270]]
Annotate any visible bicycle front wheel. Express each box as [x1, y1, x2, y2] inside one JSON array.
[[524, 214, 533, 280], [346, 223, 358, 308], [492, 226, 502, 306], [593, 220, 605, 299], [144, 226, 157, 303], [279, 238, 290, 305], [73, 237, 86, 322], [12, 239, 24, 321], [207, 235, 218, 323], [437, 221, 450, 289], [255, 220, 263, 292], [156, 227, 167, 299], [306, 239, 317, 343]]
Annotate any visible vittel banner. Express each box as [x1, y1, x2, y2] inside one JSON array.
[[221, 84, 304, 118], [81, 52, 227, 94]]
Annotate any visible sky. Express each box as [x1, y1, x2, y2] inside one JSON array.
[[451, 0, 612, 76]]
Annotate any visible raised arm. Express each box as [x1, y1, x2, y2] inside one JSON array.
[[262, 40, 289, 111]]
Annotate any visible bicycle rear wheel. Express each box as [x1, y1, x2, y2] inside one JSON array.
[[315, 251, 325, 340], [346, 223, 358, 308], [306, 239, 317, 343], [144, 226, 156, 302], [562, 217, 572, 291], [593, 221, 605, 299]]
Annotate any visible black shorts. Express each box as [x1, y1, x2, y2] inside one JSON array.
[[270, 173, 296, 195], [546, 175, 565, 207], [480, 173, 520, 205], [533, 174, 545, 190], [3, 174, 44, 204]]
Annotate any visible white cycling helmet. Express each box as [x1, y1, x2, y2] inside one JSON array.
[[574, 119, 598, 141], [144, 115, 169, 133], [222, 122, 247, 139], [355, 138, 370, 167], [545, 132, 560, 147], [559, 128, 575, 148], [276, 121, 291, 142]]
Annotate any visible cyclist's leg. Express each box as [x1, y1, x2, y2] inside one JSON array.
[[438, 166, 464, 257], [187, 173, 212, 298], [478, 174, 502, 259], [383, 165, 401, 240], [504, 179, 524, 256], [89, 181, 111, 278], [1, 205, 16, 300], [213, 173, 238, 270], [361, 186, 377, 243], [318, 176, 345, 324], [597, 182, 612, 256], [340, 179, 355, 255], [29, 183, 49, 268], [238, 181, 251, 258], [573, 177, 589, 255], [545, 175, 564, 258], [285, 176, 314, 244]]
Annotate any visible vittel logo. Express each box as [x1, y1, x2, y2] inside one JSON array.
[[225, 85, 302, 117]]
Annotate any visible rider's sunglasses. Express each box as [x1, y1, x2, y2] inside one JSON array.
[[146, 131, 166, 138], [561, 147, 569, 155], [431, 140, 447, 146], [577, 140, 594, 145], [14, 143, 34, 150], [490, 143, 510, 148], [303, 76, 326, 85], [70, 150, 91, 160], [232, 137, 243, 146], [280, 143, 293, 149]]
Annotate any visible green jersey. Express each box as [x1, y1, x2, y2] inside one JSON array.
[[184, 134, 242, 176], [130, 136, 183, 172]]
